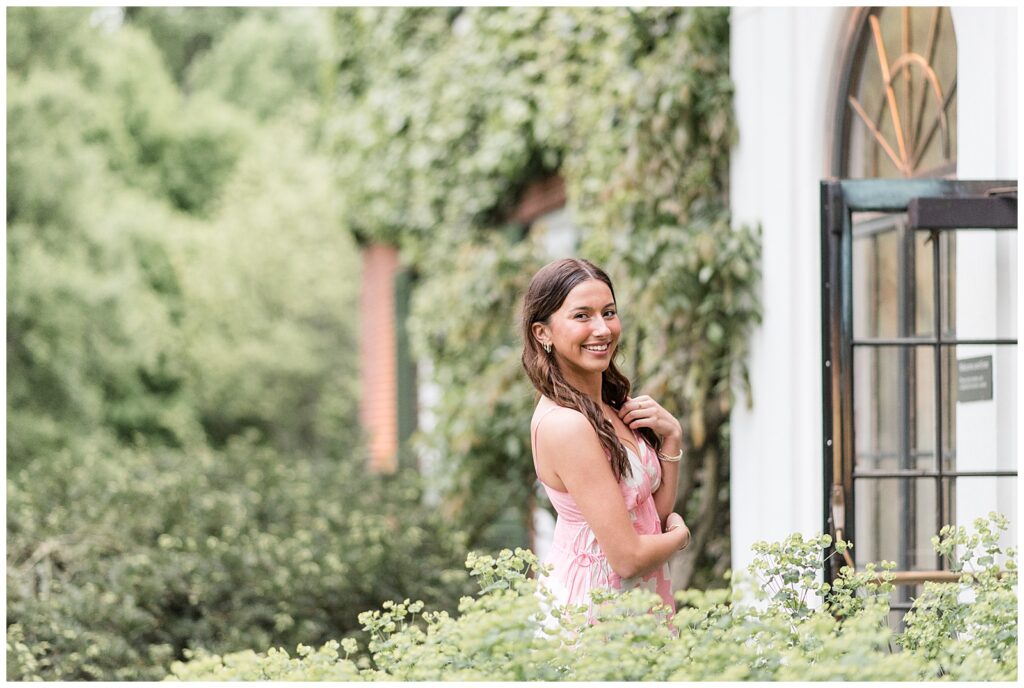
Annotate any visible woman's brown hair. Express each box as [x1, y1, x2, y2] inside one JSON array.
[[520, 258, 661, 482]]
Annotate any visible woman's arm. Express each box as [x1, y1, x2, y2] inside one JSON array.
[[617, 396, 683, 523], [537, 408, 688, 580], [651, 432, 681, 523]]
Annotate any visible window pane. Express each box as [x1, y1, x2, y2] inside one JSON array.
[[912, 229, 935, 336], [854, 345, 936, 472], [854, 477, 937, 570], [941, 230, 1017, 340], [948, 476, 1017, 567], [852, 214, 935, 339], [853, 221, 899, 339], [941, 344, 1017, 473]]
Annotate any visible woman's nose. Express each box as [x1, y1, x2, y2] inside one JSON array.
[[592, 319, 610, 337]]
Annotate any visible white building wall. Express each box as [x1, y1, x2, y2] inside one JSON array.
[[949, 7, 1018, 553], [729, 7, 844, 574], [729, 7, 1018, 573]]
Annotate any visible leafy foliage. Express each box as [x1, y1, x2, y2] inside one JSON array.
[[121, 6, 251, 86], [899, 512, 1018, 678], [6, 7, 358, 466], [6, 34, 191, 463], [167, 514, 1017, 681], [5, 437, 474, 681], [7, 8, 477, 682], [322, 7, 760, 580], [406, 232, 545, 547], [186, 9, 333, 122]]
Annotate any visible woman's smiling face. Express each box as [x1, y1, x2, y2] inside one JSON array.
[[534, 278, 620, 378]]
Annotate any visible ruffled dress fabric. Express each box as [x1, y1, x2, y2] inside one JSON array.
[[531, 405, 675, 622]]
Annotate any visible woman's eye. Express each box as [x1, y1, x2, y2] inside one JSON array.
[[574, 313, 588, 320], [604, 310, 617, 318]]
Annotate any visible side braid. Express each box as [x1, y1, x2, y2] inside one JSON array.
[[543, 356, 631, 482]]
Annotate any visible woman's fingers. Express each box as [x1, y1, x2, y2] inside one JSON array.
[[618, 395, 658, 423], [626, 415, 655, 430], [618, 396, 682, 439]]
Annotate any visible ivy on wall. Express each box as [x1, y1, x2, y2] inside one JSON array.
[[326, 7, 761, 587]]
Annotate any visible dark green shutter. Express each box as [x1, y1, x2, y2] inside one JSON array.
[[394, 267, 417, 469]]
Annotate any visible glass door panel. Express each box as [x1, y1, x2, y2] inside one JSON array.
[[853, 345, 936, 472], [852, 213, 936, 339], [946, 476, 1017, 563], [940, 344, 1017, 474], [823, 179, 1017, 595], [940, 230, 1017, 340], [854, 477, 938, 568]]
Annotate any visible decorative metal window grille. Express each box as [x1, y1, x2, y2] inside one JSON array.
[[837, 7, 957, 180]]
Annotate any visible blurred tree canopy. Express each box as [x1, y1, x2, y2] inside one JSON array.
[[7, 7, 360, 467]]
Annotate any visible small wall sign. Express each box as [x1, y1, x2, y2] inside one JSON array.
[[957, 355, 993, 402]]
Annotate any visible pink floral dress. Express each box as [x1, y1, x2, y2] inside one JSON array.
[[531, 404, 675, 621]]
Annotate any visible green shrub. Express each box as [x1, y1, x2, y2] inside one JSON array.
[[899, 512, 1018, 679], [6, 437, 474, 681], [167, 514, 1017, 681]]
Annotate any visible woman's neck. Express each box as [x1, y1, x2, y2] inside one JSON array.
[[562, 368, 603, 405]]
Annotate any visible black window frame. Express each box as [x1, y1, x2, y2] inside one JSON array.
[[820, 179, 1017, 600]]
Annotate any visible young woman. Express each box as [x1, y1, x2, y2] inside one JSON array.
[[521, 257, 690, 619]]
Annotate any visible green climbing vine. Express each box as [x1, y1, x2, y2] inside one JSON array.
[[326, 7, 761, 585]]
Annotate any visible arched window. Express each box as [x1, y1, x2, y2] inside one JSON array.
[[835, 7, 957, 179]]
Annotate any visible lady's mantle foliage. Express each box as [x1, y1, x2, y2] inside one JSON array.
[[167, 513, 1016, 681]]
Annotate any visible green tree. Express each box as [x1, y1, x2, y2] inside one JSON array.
[[186, 9, 333, 122], [123, 6, 250, 86], [6, 41, 193, 465], [172, 115, 360, 452], [7, 7, 359, 462]]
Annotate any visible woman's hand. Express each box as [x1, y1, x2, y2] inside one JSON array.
[[618, 395, 683, 443], [664, 512, 690, 549]]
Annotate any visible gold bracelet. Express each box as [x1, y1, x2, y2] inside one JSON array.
[[658, 448, 683, 463]]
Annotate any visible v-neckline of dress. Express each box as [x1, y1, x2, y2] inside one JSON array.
[[618, 428, 641, 459]]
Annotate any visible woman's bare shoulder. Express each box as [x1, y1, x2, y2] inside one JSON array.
[[532, 400, 597, 444]]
